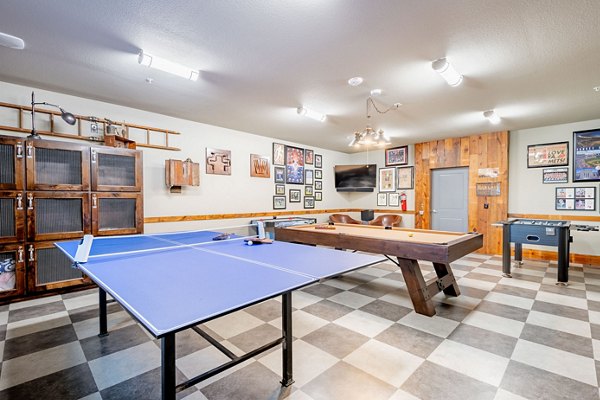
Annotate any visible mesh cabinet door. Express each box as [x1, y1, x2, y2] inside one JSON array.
[[25, 140, 90, 191], [91, 147, 142, 191], [26, 192, 91, 241], [0, 136, 25, 191], [92, 192, 143, 236], [0, 191, 25, 244], [26, 241, 89, 292], [0, 243, 26, 299]]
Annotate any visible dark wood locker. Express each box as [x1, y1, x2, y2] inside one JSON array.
[[0, 135, 25, 191], [0, 191, 25, 244], [26, 191, 91, 242], [0, 243, 26, 299], [91, 146, 143, 192], [92, 192, 143, 236]]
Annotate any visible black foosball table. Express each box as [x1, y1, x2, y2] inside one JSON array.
[[496, 219, 572, 285]]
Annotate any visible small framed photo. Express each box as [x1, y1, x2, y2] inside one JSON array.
[[273, 196, 286, 210], [314, 154, 322, 168], [575, 198, 595, 210], [250, 154, 270, 178], [315, 180, 322, 190], [289, 189, 301, 203], [556, 198, 574, 210], [385, 146, 408, 166], [274, 166, 285, 183], [389, 192, 400, 207], [305, 149, 314, 165], [543, 167, 569, 184], [275, 184, 285, 195], [377, 193, 387, 206], [273, 143, 285, 166], [556, 187, 575, 198], [315, 192, 322, 201], [304, 196, 315, 209], [305, 185, 313, 196], [396, 166, 414, 189], [379, 167, 396, 192], [305, 169, 314, 185], [527, 141, 568, 168], [315, 169, 322, 179]]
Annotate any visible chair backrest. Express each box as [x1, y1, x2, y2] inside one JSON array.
[[369, 214, 402, 227], [329, 214, 361, 224]]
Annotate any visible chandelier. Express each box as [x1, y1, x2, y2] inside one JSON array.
[[348, 97, 399, 147]]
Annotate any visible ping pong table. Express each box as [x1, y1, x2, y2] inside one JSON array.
[[56, 228, 385, 400]]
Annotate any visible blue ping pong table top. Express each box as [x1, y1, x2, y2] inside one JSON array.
[[56, 231, 386, 337]]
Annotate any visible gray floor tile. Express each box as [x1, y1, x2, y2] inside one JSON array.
[[3, 324, 78, 360], [375, 323, 443, 359], [359, 299, 412, 321], [81, 323, 151, 361], [459, 285, 489, 299], [539, 283, 587, 298], [68, 301, 123, 324], [227, 323, 282, 354], [589, 299, 600, 312], [100, 366, 195, 400], [532, 299, 589, 321], [302, 299, 354, 322], [475, 300, 530, 322], [301, 283, 343, 298], [493, 284, 537, 299], [464, 272, 502, 283], [244, 299, 284, 322], [431, 302, 472, 322], [519, 324, 593, 358], [7, 301, 66, 323], [448, 323, 518, 358], [302, 323, 368, 359]]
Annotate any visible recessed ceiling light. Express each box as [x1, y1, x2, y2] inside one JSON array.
[[594, 86, 600, 92], [145, 78, 154, 84], [348, 77, 364, 87], [370, 89, 382, 96], [0, 32, 25, 50]]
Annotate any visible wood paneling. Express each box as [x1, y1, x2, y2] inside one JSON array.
[[415, 131, 509, 255]]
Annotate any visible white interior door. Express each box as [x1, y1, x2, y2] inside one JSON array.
[[431, 167, 469, 232]]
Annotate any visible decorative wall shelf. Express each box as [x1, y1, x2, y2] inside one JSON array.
[[0, 101, 181, 151]]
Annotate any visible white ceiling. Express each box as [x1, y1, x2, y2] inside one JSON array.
[[1, 0, 599, 153]]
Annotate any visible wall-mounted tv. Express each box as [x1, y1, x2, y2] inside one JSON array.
[[334, 164, 377, 192]]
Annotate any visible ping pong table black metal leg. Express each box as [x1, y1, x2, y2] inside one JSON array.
[[162, 333, 176, 400], [281, 291, 294, 387], [557, 228, 570, 285], [502, 223, 512, 277], [98, 288, 108, 337]]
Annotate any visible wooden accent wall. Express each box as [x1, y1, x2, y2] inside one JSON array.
[[414, 131, 509, 255]]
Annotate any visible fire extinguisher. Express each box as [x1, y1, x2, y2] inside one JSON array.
[[400, 192, 407, 211]]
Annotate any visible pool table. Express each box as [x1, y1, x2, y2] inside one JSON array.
[[274, 223, 483, 316]]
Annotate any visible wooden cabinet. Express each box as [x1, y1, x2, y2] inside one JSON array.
[[92, 192, 143, 236], [26, 191, 90, 241], [91, 147, 142, 192], [0, 191, 25, 244], [0, 136, 25, 191], [0, 243, 26, 299]]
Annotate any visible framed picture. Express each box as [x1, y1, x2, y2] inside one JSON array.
[[206, 148, 232, 175], [555, 197, 574, 210], [314, 154, 322, 168], [250, 154, 270, 178], [305, 149, 314, 165], [315, 169, 322, 179], [289, 189, 301, 203], [305, 185, 313, 196], [556, 187, 575, 198], [315, 192, 322, 201], [273, 196, 286, 210], [275, 184, 285, 195], [274, 166, 285, 183], [385, 146, 408, 166], [389, 192, 400, 207], [377, 193, 387, 206], [305, 169, 314, 185], [304, 196, 315, 209], [315, 180, 322, 190], [285, 145, 304, 184], [543, 167, 569, 184], [396, 166, 414, 189], [379, 167, 396, 192], [573, 129, 600, 182], [527, 141, 568, 168], [273, 143, 285, 166]]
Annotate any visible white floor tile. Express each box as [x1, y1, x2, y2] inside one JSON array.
[[540, 278, 586, 290], [63, 293, 98, 311], [389, 389, 422, 400], [379, 291, 414, 309], [589, 310, 600, 325], [73, 310, 135, 340], [177, 344, 236, 386], [6, 311, 71, 340], [0, 310, 8, 325], [512, 339, 597, 386], [8, 295, 62, 310], [78, 392, 104, 400], [526, 310, 591, 338], [88, 341, 161, 390], [334, 310, 393, 338], [484, 292, 534, 310], [494, 388, 530, 400], [592, 338, 600, 360], [292, 291, 322, 309], [344, 339, 424, 386], [427, 340, 509, 386], [440, 295, 481, 310], [458, 277, 497, 292], [322, 278, 359, 291], [462, 311, 524, 338], [587, 291, 600, 302], [205, 311, 264, 339], [399, 312, 459, 338], [452, 260, 481, 268], [0, 341, 86, 390], [370, 277, 406, 291], [270, 309, 328, 338], [328, 291, 375, 309], [471, 267, 503, 277], [498, 277, 541, 291]]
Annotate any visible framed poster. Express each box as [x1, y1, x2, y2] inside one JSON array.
[[206, 148, 232, 175], [315, 192, 322, 201], [275, 184, 285, 195], [542, 167, 569, 184], [389, 192, 400, 207], [273, 143, 285, 166], [305, 149, 314, 165], [304, 196, 315, 209], [314, 154, 322, 168], [250, 154, 270, 178], [285, 145, 304, 184], [305, 169, 314, 185], [289, 189, 301, 203], [315, 169, 322, 179], [273, 196, 286, 210], [377, 193, 387, 206], [527, 141, 568, 168], [379, 167, 396, 192], [573, 129, 600, 182], [315, 180, 322, 190], [274, 167, 285, 183], [396, 166, 414, 189], [385, 146, 408, 166]]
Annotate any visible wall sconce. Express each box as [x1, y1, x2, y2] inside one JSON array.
[[28, 91, 76, 139]]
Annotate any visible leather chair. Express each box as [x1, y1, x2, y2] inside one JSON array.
[[329, 214, 361, 224], [369, 214, 402, 227]]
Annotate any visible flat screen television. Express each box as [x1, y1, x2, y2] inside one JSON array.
[[334, 164, 377, 192]]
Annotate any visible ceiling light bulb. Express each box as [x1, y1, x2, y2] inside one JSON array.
[[297, 106, 326, 122], [138, 50, 199, 81], [0, 32, 25, 49], [348, 77, 364, 87], [431, 57, 463, 87], [370, 89, 382, 96], [348, 132, 362, 147], [483, 110, 501, 124]]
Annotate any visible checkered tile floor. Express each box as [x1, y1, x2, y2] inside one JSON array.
[[1, 254, 600, 399]]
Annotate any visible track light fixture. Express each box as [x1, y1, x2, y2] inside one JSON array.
[[431, 57, 463, 87], [297, 106, 326, 122], [28, 91, 76, 140]]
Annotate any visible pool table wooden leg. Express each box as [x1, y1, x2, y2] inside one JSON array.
[[396, 258, 436, 316], [432, 262, 460, 297]]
